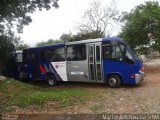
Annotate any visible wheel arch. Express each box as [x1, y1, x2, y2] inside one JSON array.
[[105, 72, 124, 84], [46, 72, 58, 86], [45, 72, 55, 80]]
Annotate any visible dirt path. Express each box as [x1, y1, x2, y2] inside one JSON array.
[[144, 57, 160, 66]]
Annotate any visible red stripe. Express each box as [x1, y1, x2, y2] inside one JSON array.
[[40, 64, 46, 74]]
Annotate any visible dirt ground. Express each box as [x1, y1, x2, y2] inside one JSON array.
[[3, 58, 160, 119]]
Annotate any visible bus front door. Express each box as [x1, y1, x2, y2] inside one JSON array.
[[88, 43, 103, 83]]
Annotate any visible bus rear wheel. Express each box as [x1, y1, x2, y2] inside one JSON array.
[[47, 75, 58, 86], [108, 74, 121, 88]]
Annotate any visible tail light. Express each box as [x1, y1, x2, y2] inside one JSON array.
[[140, 67, 144, 72], [130, 74, 135, 78]]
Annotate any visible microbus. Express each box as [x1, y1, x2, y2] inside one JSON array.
[[21, 37, 144, 87]]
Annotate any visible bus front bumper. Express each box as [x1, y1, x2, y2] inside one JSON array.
[[135, 72, 145, 84]]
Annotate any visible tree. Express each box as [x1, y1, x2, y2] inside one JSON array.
[[77, 0, 118, 37], [0, 0, 59, 33], [60, 30, 104, 42], [60, 32, 73, 42], [61, 0, 118, 43], [16, 42, 30, 50], [0, 30, 20, 62], [119, 1, 160, 54], [0, 35, 15, 61], [0, 35, 17, 75], [36, 39, 63, 47]]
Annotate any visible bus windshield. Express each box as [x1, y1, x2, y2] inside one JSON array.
[[103, 43, 135, 64]]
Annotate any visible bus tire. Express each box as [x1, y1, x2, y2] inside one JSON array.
[[19, 72, 24, 81], [107, 74, 121, 88], [47, 75, 58, 86]]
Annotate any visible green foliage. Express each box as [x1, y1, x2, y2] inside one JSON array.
[[0, 0, 59, 67], [36, 39, 63, 47], [60, 32, 73, 42], [15, 40, 30, 50], [60, 30, 104, 42], [16, 43, 30, 50], [119, 1, 160, 54], [0, 78, 90, 112], [0, 0, 59, 33], [0, 35, 19, 65]]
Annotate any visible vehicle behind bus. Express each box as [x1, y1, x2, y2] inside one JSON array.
[[10, 37, 145, 88], [4, 51, 23, 80]]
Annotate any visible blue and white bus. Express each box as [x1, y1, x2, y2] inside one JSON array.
[[21, 37, 144, 87]]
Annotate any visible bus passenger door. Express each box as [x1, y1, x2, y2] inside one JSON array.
[[88, 43, 103, 82]]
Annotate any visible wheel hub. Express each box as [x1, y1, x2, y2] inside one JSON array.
[[110, 78, 117, 85], [48, 79, 54, 85]]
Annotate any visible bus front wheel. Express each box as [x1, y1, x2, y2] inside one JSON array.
[[107, 74, 121, 88], [47, 75, 58, 86]]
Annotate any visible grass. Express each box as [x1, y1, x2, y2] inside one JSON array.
[[0, 78, 91, 112]]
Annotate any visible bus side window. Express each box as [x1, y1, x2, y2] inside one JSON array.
[[119, 44, 135, 64], [16, 53, 22, 63], [50, 47, 65, 62], [112, 46, 123, 61], [23, 52, 27, 63], [103, 46, 111, 59], [41, 50, 49, 61], [103, 45, 123, 61], [31, 54, 36, 63], [23, 52, 31, 63], [66, 44, 86, 61]]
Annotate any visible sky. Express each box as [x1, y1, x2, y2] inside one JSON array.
[[19, 0, 158, 47]]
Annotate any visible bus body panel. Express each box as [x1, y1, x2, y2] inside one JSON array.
[[23, 43, 65, 81], [51, 61, 67, 81], [66, 60, 89, 82], [39, 62, 64, 81], [103, 60, 139, 85], [65, 43, 89, 82], [102, 37, 144, 85]]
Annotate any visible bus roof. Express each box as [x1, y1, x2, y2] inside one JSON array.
[[66, 37, 125, 45], [23, 37, 125, 51], [102, 37, 125, 43], [66, 38, 102, 45], [23, 43, 65, 52]]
